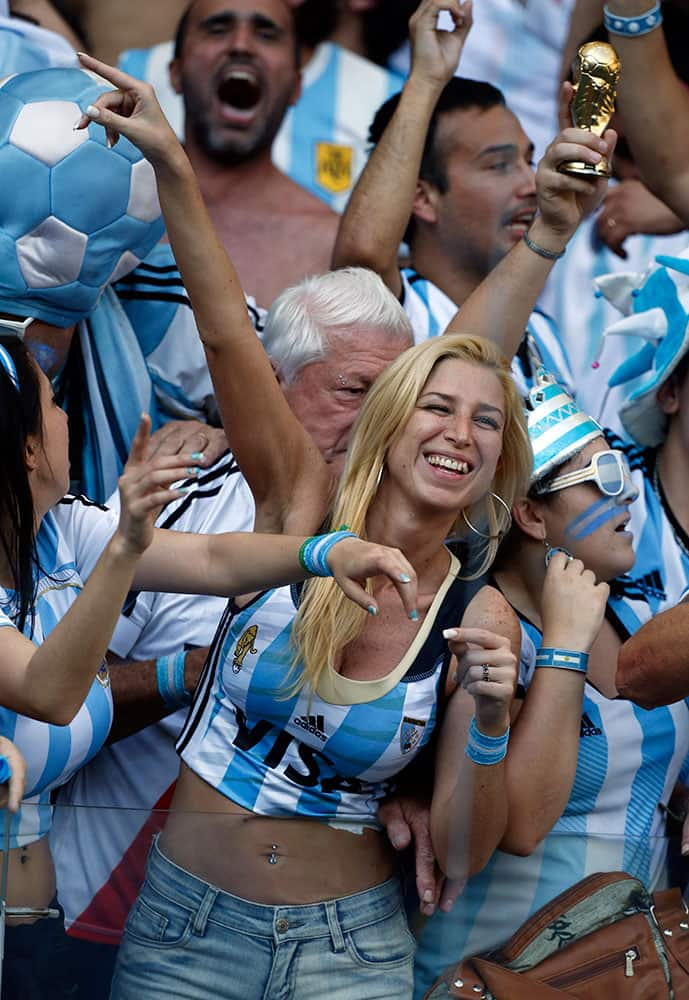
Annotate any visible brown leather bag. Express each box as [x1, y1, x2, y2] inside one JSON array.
[[423, 871, 689, 999]]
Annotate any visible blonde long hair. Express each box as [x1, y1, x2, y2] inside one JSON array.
[[290, 334, 532, 694]]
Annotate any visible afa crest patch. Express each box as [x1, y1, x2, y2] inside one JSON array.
[[316, 142, 353, 195], [400, 716, 425, 755], [96, 659, 110, 688], [233, 625, 258, 673]]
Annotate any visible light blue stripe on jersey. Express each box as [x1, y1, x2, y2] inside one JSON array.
[[625, 704, 676, 882]]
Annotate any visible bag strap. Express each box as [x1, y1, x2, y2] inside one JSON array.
[[652, 888, 689, 977]]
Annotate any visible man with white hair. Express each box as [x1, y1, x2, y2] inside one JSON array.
[[51, 266, 416, 999]]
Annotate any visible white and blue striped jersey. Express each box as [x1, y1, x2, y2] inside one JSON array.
[[401, 268, 575, 398], [272, 42, 401, 213], [52, 453, 256, 941], [413, 612, 689, 998], [118, 41, 400, 213], [178, 555, 464, 826], [605, 432, 689, 637], [0, 497, 116, 848], [539, 215, 689, 436]]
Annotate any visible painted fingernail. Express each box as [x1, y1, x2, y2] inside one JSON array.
[[186, 466, 201, 477], [106, 136, 114, 149], [190, 451, 205, 461], [409, 609, 419, 622], [423, 889, 434, 902], [443, 628, 460, 639], [176, 486, 191, 494], [400, 573, 411, 583], [72, 115, 87, 131], [85, 104, 100, 119], [367, 605, 378, 616], [390, 836, 404, 849]]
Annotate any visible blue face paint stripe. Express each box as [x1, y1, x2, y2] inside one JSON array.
[[568, 504, 620, 541], [566, 497, 611, 533]]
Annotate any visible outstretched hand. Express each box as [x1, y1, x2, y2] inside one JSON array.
[[115, 415, 199, 558], [75, 52, 183, 169], [326, 538, 418, 620], [409, 0, 473, 90]]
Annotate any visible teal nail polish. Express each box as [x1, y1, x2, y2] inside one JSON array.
[[186, 466, 201, 477], [367, 605, 378, 616], [409, 609, 419, 621], [190, 451, 204, 461], [400, 573, 411, 583]]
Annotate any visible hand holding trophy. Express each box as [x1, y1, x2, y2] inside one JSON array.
[[559, 42, 621, 177]]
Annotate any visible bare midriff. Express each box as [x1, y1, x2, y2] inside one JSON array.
[[158, 764, 398, 904], [0, 836, 57, 924]]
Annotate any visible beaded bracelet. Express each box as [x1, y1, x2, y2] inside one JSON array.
[[298, 530, 358, 577], [156, 650, 192, 709], [535, 647, 589, 673], [603, 1, 662, 36], [464, 717, 510, 766], [523, 231, 565, 261]]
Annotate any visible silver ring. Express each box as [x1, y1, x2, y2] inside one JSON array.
[[482, 664, 491, 683]]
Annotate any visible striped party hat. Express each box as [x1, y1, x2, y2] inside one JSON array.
[[526, 368, 603, 485]]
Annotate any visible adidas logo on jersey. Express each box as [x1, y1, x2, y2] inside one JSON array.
[[580, 712, 602, 738], [611, 570, 666, 604], [293, 714, 327, 742]]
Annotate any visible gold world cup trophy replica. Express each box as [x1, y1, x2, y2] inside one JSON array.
[[559, 41, 621, 177]]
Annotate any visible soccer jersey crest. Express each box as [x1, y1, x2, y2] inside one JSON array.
[[400, 716, 426, 755], [316, 142, 353, 195], [233, 625, 258, 673]]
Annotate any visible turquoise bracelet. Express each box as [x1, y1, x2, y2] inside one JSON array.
[[156, 650, 192, 709], [464, 717, 509, 766], [535, 647, 589, 673], [298, 530, 358, 577]]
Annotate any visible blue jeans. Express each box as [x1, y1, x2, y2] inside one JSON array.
[[111, 836, 415, 1000]]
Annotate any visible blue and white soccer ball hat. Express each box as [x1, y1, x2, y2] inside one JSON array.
[[526, 368, 604, 486], [593, 248, 689, 447], [0, 67, 164, 328]]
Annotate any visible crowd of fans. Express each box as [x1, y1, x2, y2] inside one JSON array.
[[0, 0, 689, 997]]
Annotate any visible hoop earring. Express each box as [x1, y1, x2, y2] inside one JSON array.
[[374, 461, 385, 490], [461, 492, 512, 540]]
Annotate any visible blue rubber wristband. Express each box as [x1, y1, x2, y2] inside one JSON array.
[[156, 650, 192, 709], [298, 530, 359, 577], [464, 717, 509, 766], [603, 2, 662, 35], [535, 647, 589, 673]]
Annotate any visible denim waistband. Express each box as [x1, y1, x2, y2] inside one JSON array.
[[146, 835, 404, 946]]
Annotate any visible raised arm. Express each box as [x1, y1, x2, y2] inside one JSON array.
[[331, 0, 472, 296], [77, 53, 331, 534], [499, 555, 609, 855], [608, 1, 689, 224], [445, 93, 615, 358]]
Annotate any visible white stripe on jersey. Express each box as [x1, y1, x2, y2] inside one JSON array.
[[400, 268, 575, 397], [539, 216, 689, 436], [52, 455, 256, 938]]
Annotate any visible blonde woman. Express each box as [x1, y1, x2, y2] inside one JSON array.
[[77, 56, 551, 1000]]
